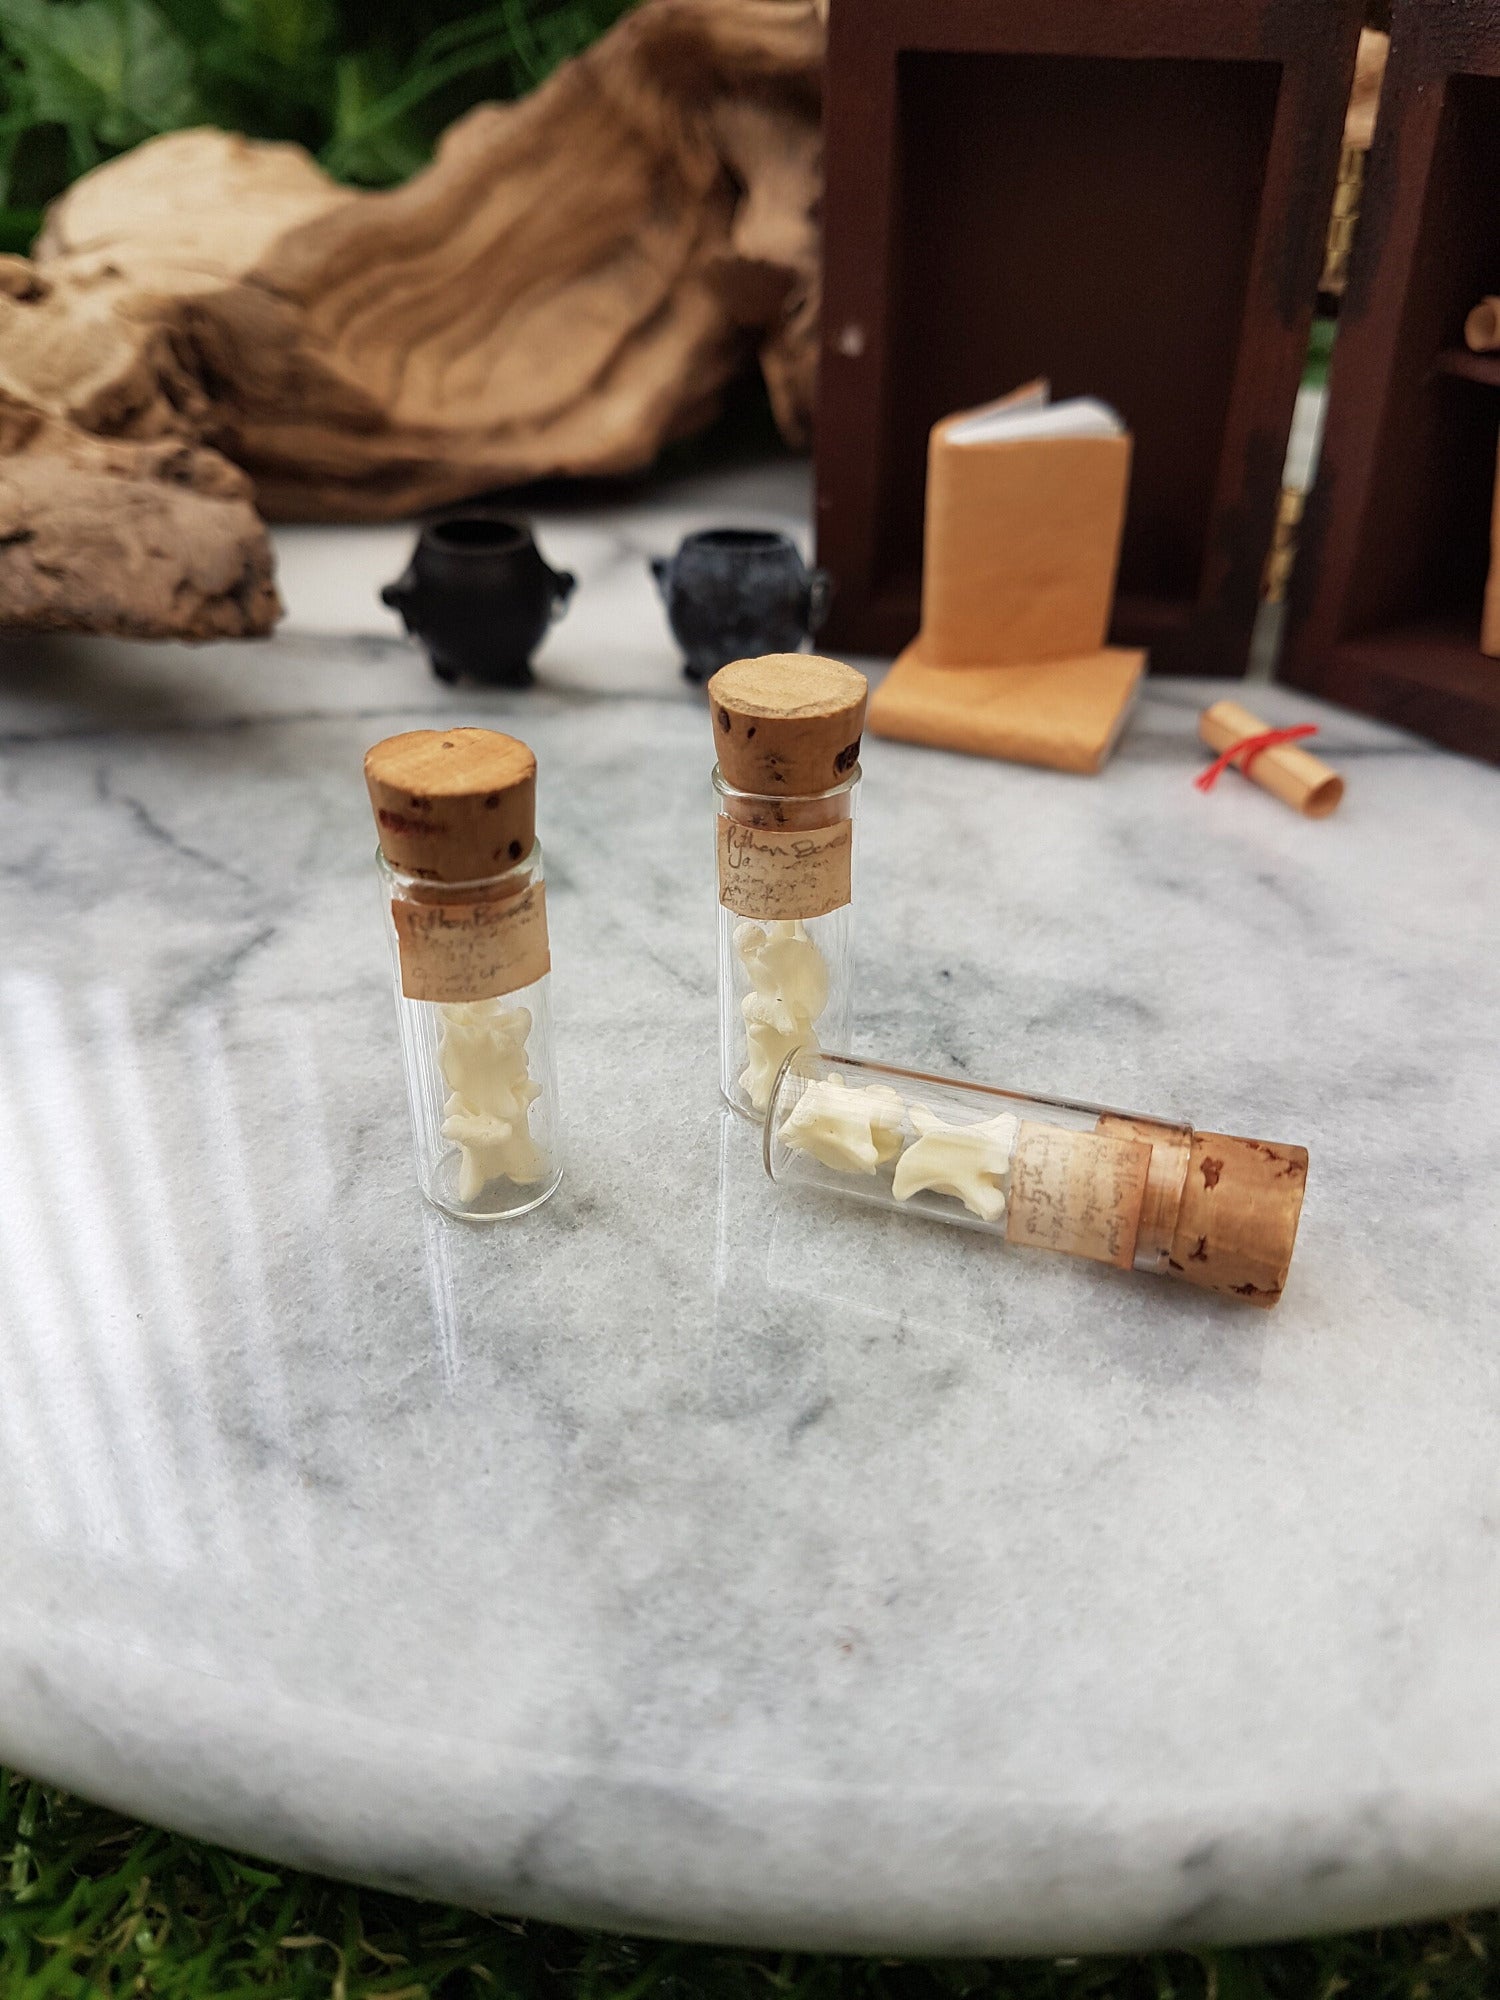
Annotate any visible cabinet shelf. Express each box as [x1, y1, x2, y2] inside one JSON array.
[[1432, 347, 1500, 388], [814, 0, 1362, 677], [1284, 9, 1500, 763]]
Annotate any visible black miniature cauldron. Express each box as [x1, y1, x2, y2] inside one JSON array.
[[382, 513, 575, 687], [651, 529, 831, 683]]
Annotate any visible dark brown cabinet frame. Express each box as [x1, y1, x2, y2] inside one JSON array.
[[1282, 0, 1500, 762], [814, 0, 1362, 676]]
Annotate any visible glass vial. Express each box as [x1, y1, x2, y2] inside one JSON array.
[[365, 728, 562, 1221], [706, 653, 868, 1120], [765, 1048, 1308, 1307]]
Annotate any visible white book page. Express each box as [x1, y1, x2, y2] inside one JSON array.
[[947, 393, 1123, 446]]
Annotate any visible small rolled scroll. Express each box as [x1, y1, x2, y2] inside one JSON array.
[[1466, 297, 1500, 352], [1198, 700, 1344, 818]]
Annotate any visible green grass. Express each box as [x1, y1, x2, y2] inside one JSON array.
[[1303, 317, 1338, 392], [2, 1772, 1497, 2000]]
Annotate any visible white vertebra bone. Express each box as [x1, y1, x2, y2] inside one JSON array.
[[777, 1074, 907, 1175], [735, 919, 829, 1111], [891, 1106, 1019, 1222], [438, 999, 545, 1198], [739, 920, 828, 1032]]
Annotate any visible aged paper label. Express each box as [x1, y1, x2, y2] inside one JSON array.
[[1005, 1121, 1151, 1270], [716, 816, 852, 921], [1095, 1114, 1192, 1267], [393, 884, 550, 1003]]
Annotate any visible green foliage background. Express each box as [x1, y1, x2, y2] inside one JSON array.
[[0, 0, 637, 252]]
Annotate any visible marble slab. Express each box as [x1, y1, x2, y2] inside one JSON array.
[[1, 462, 1499, 1955]]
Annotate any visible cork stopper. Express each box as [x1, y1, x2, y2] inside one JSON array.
[[709, 653, 868, 795], [364, 727, 536, 883], [1167, 1132, 1309, 1308]]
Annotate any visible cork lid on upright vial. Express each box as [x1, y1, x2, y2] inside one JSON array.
[[708, 653, 868, 796], [364, 727, 536, 883]]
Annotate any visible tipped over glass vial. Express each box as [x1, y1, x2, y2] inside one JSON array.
[[707, 653, 868, 1119], [365, 727, 562, 1220], [765, 1049, 1309, 1306]]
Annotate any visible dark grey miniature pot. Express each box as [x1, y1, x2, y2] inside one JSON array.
[[382, 513, 575, 688], [650, 528, 831, 684]]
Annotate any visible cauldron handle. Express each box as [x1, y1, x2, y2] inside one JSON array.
[[549, 567, 577, 618]]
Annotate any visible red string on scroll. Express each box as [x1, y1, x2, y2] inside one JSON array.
[[1194, 725, 1320, 794]]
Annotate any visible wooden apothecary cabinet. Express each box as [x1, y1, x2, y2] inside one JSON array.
[[814, 0, 1363, 677], [1283, 0, 1500, 763]]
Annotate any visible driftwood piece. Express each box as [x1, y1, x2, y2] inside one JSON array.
[[0, 393, 279, 639], [1, 134, 353, 443], [0, 0, 822, 639], [219, 0, 823, 517]]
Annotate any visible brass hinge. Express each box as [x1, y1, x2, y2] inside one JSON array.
[[1319, 140, 1366, 297], [1262, 485, 1304, 605]]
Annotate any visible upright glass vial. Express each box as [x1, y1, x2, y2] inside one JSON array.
[[364, 727, 562, 1220], [707, 653, 868, 1119], [766, 1048, 1309, 1307]]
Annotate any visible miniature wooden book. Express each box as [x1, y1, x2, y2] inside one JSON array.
[[869, 381, 1145, 774], [869, 649, 1143, 776], [921, 381, 1129, 666]]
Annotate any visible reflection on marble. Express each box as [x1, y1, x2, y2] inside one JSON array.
[[1, 461, 1500, 1953]]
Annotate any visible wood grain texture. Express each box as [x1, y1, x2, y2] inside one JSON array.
[[0, 0, 822, 636]]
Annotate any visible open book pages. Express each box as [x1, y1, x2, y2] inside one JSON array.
[[946, 388, 1124, 447]]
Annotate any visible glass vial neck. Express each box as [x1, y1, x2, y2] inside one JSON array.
[[378, 839, 544, 899]]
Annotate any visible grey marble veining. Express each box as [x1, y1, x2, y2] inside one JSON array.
[[1, 462, 1499, 1953]]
